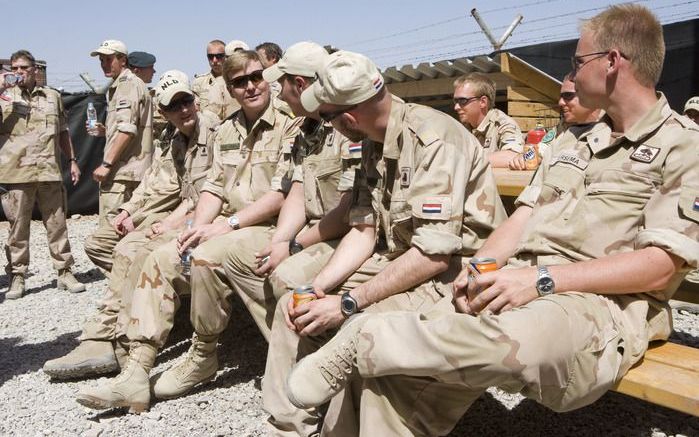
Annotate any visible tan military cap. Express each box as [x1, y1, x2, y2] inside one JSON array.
[[300, 50, 384, 113], [90, 39, 128, 56], [263, 41, 328, 83], [225, 40, 250, 56], [684, 96, 699, 114], [155, 73, 193, 106]]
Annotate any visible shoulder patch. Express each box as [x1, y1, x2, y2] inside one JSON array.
[[220, 143, 240, 152], [116, 99, 130, 109], [630, 144, 660, 163]]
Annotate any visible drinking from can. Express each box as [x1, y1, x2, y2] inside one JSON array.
[[293, 285, 317, 308]]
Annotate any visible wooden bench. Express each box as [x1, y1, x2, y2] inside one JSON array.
[[494, 167, 699, 416]]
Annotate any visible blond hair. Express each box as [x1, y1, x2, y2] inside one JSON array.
[[223, 50, 261, 79], [453, 72, 495, 109], [580, 3, 664, 86]]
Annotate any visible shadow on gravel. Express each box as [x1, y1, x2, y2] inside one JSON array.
[[0, 331, 81, 386], [448, 389, 699, 436]]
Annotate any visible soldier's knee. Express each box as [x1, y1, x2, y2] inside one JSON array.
[[269, 265, 304, 301]]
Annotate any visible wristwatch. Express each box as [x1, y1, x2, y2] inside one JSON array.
[[340, 293, 360, 318], [288, 238, 304, 255], [227, 215, 240, 230], [535, 266, 555, 297], [101, 160, 113, 168]]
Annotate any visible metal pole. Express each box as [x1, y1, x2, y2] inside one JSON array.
[[471, 8, 499, 49], [498, 14, 524, 49], [471, 8, 524, 51]]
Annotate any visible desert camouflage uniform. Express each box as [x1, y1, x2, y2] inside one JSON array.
[[472, 108, 524, 157], [80, 112, 218, 343], [325, 94, 699, 437], [192, 72, 222, 120], [264, 96, 507, 436], [99, 68, 153, 227], [119, 101, 300, 349], [0, 85, 76, 276], [205, 75, 240, 121], [192, 118, 360, 345]]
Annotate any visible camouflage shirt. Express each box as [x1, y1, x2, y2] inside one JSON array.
[[289, 118, 362, 223], [349, 96, 507, 258], [0, 85, 67, 183], [201, 101, 301, 218], [472, 108, 524, 154], [104, 68, 153, 182], [206, 76, 240, 121]]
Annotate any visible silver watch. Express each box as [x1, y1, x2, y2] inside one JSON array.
[[227, 215, 240, 230], [535, 266, 555, 296]]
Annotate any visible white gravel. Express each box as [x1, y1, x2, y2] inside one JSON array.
[[0, 216, 697, 436]]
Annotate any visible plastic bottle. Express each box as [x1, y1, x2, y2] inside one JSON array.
[[86, 102, 98, 129], [180, 219, 194, 276]]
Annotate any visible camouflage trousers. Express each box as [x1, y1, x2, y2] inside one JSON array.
[[323, 291, 656, 437], [80, 228, 179, 341], [263, 253, 459, 437], [189, 225, 276, 342], [84, 211, 167, 272], [98, 180, 139, 228], [1, 182, 74, 275]]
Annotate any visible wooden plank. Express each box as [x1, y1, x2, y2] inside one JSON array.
[[508, 101, 560, 118], [507, 86, 555, 103], [643, 342, 699, 373], [387, 73, 515, 99], [514, 117, 560, 131], [500, 52, 561, 101], [493, 168, 534, 197], [614, 357, 699, 417]]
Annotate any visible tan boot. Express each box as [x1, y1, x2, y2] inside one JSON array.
[[43, 340, 118, 379], [152, 334, 218, 399], [6, 275, 25, 300], [57, 269, 86, 293], [76, 341, 156, 414], [114, 337, 130, 369]]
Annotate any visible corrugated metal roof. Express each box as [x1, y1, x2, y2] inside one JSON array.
[[381, 55, 501, 83]]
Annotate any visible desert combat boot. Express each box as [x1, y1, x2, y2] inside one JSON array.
[[76, 341, 157, 414], [43, 340, 118, 379], [152, 333, 218, 399], [57, 269, 86, 293], [5, 275, 25, 299]]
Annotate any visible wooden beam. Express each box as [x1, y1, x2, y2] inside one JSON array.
[[493, 168, 534, 197], [433, 61, 456, 77], [514, 117, 560, 131], [507, 86, 555, 103], [399, 65, 421, 80], [500, 52, 561, 101], [508, 101, 560, 118], [383, 67, 407, 83], [416, 63, 438, 79]]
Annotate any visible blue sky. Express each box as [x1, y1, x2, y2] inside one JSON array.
[[3, 0, 697, 91]]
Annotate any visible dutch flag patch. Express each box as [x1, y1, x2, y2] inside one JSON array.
[[422, 203, 442, 214], [349, 143, 362, 153]]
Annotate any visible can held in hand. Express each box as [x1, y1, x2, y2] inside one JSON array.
[[470, 257, 498, 275], [293, 285, 317, 308]]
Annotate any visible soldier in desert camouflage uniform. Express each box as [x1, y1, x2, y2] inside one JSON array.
[[74, 50, 301, 413], [287, 6, 699, 436], [149, 41, 362, 401], [202, 40, 249, 121], [0, 49, 84, 299], [265, 50, 506, 436], [87, 40, 153, 228], [453, 72, 524, 168], [43, 72, 218, 379], [192, 39, 226, 118]]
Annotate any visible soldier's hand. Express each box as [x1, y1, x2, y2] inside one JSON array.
[[292, 295, 344, 337], [92, 164, 110, 182], [112, 210, 131, 235], [253, 241, 290, 276], [86, 122, 106, 137], [467, 267, 539, 315], [177, 220, 230, 253], [70, 161, 81, 185], [508, 154, 528, 170]]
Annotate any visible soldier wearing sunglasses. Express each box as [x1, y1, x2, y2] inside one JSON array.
[[192, 39, 226, 118]]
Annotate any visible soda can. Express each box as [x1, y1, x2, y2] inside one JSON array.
[[523, 144, 539, 170], [470, 257, 498, 275], [293, 285, 317, 308]]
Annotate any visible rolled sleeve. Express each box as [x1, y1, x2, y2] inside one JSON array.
[[411, 225, 463, 255], [636, 229, 699, 269], [498, 123, 524, 153], [201, 137, 226, 199], [270, 118, 302, 193]]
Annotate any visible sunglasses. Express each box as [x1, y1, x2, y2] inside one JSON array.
[[319, 104, 358, 123], [227, 70, 265, 89], [10, 65, 33, 71], [162, 95, 195, 112], [559, 91, 576, 102], [207, 53, 225, 61], [453, 96, 481, 107]]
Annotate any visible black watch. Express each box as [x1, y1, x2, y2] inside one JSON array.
[[101, 160, 113, 168], [289, 238, 304, 255], [340, 293, 360, 318]]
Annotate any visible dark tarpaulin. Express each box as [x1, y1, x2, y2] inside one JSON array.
[[0, 92, 106, 220]]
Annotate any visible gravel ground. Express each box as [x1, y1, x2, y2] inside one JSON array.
[[0, 216, 697, 437]]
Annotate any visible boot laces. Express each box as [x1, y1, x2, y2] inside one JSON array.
[[318, 338, 357, 389]]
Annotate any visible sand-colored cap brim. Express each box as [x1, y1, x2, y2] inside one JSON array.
[[263, 64, 284, 83], [91, 48, 119, 57], [301, 82, 323, 112], [158, 86, 193, 106]]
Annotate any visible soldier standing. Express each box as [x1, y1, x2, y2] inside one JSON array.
[[191, 40, 225, 117], [0, 49, 85, 299]]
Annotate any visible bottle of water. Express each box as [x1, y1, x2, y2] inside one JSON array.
[[86, 102, 97, 129], [180, 219, 194, 276]]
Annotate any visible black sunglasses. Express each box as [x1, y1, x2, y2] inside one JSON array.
[[162, 95, 195, 112], [319, 104, 358, 123], [559, 91, 576, 101], [207, 53, 225, 61], [453, 96, 481, 107], [227, 70, 265, 89]]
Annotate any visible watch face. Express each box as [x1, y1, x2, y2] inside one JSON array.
[[341, 295, 357, 316], [538, 277, 555, 294]]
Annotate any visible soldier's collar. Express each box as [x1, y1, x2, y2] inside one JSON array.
[[382, 95, 406, 160], [473, 108, 496, 135], [110, 68, 131, 89], [235, 99, 275, 136]]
